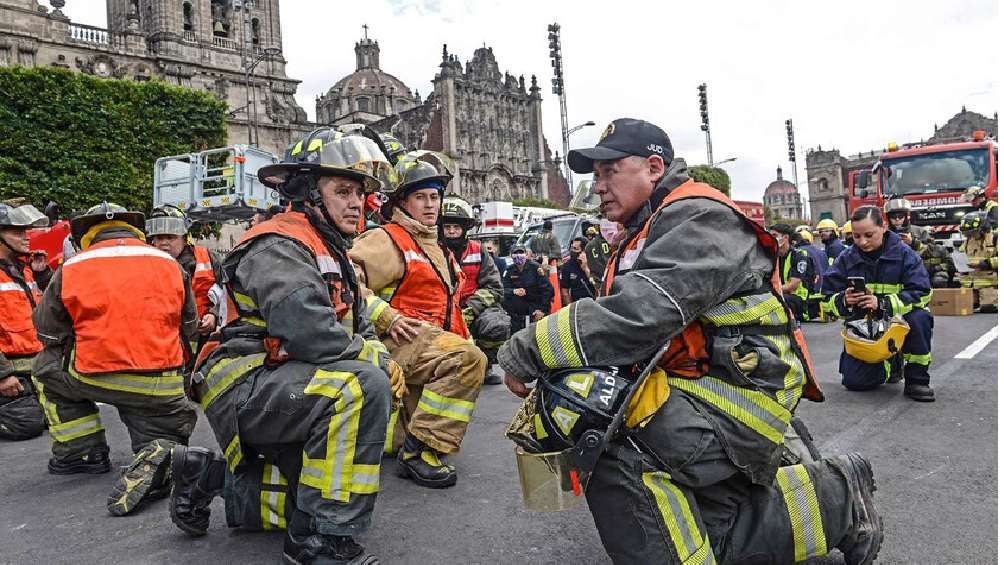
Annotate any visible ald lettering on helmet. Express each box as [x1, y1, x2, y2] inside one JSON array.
[[597, 372, 621, 408]]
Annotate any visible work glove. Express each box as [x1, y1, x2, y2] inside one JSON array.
[[462, 307, 475, 327], [387, 359, 407, 400]]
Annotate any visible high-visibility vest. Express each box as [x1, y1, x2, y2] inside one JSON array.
[[191, 245, 217, 319], [382, 223, 469, 339], [782, 250, 810, 301], [61, 238, 186, 374], [227, 211, 358, 333], [0, 263, 42, 357], [603, 179, 823, 403], [457, 239, 482, 305]]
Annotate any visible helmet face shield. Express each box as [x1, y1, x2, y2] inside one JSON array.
[[0, 204, 49, 228], [145, 216, 188, 236]]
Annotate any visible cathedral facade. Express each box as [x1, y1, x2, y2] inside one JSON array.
[[0, 0, 310, 155]]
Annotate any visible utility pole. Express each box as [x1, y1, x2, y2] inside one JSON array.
[[548, 23, 571, 187], [698, 83, 713, 166], [786, 118, 798, 188]]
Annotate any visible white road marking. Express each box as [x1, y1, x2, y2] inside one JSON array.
[[954, 326, 998, 359]]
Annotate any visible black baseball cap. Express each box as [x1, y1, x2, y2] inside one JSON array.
[[567, 118, 674, 174]]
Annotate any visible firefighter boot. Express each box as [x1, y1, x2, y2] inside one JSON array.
[[107, 439, 176, 516], [282, 511, 379, 565], [48, 445, 111, 475], [169, 444, 226, 536], [396, 433, 457, 488], [835, 453, 883, 565]]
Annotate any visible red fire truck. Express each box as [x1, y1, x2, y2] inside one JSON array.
[[848, 130, 997, 246]]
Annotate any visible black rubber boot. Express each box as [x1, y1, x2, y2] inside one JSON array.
[[282, 512, 379, 564], [107, 439, 176, 516], [396, 434, 457, 488], [482, 364, 503, 385], [48, 445, 111, 475], [169, 444, 226, 536], [904, 383, 935, 402], [835, 453, 883, 565]]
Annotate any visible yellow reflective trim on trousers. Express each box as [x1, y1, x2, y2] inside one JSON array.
[[536, 307, 583, 368], [903, 352, 932, 366], [886, 293, 911, 316], [200, 354, 267, 410], [356, 340, 385, 368], [383, 406, 400, 454], [224, 435, 243, 472], [31, 377, 61, 425], [823, 293, 840, 315], [416, 388, 476, 423], [301, 369, 365, 502], [366, 297, 390, 323], [641, 472, 716, 565], [917, 290, 932, 309], [48, 413, 104, 443], [260, 463, 287, 531], [350, 464, 380, 494], [69, 366, 184, 397], [866, 283, 903, 295], [240, 316, 266, 327], [668, 377, 790, 444], [9, 356, 33, 373], [776, 464, 827, 561]]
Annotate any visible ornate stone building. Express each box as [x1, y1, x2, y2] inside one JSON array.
[[0, 0, 310, 155], [763, 166, 804, 221], [805, 108, 997, 223], [318, 36, 567, 206]]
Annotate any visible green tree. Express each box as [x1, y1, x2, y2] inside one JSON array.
[[0, 67, 227, 213], [688, 165, 731, 196], [512, 197, 563, 209]]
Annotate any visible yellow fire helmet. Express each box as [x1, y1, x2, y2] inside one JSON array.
[[841, 221, 853, 236], [841, 316, 910, 364], [816, 218, 839, 231]]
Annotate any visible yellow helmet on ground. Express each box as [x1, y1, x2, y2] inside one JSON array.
[[841, 316, 910, 363], [841, 221, 853, 236], [816, 219, 839, 231]]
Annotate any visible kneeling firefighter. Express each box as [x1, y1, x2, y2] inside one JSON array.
[[440, 195, 510, 384], [169, 129, 405, 564], [499, 118, 882, 564]]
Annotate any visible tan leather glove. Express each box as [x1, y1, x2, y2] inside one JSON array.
[[387, 359, 407, 400]]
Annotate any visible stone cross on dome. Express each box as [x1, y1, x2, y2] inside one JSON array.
[[362, 23, 369, 40]]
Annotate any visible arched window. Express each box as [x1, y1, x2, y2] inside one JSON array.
[[182, 3, 193, 32], [357, 97, 370, 112], [251, 18, 260, 45], [818, 177, 829, 192]]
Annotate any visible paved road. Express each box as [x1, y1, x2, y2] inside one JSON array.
[[1, 314, 997, 564]]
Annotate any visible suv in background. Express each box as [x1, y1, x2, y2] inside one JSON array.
[[516, 213, 599, 263]]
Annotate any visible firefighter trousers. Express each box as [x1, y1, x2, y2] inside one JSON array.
[[32, 366, 195, 461], [203, 358, 391, 536], [839, 308, 933, 390], [0, 373, 45, 441], [384, 325, 486, 455], [960, 271, 997, 310], [586, 393, 856, 564]]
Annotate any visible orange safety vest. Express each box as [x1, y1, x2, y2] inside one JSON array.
[[603, 180, 823, 401], [191, 245, 217, 319], [62, 238, 186, 374], [457, 239, 482, 305], [0, 263, 43, 357], [382, 223, 470, 339]]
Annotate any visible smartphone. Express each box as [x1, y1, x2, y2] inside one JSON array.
[[847, 276, 866, 293]]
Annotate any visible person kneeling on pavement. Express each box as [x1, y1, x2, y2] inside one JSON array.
[[170, 129, 403, 564], [440, 194, 510, 385], [769, 223, 815, 323], [0, 201, 51, 441], [822, 206, 935, 401], [499, 118, 882, 564], [32, 202, 199, 516], [350, 150, 487, 489]]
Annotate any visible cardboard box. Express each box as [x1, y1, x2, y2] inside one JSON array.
[[929, 288, 974, 316]]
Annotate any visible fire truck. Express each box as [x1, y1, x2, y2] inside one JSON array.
[[849, 130, 997, 246]]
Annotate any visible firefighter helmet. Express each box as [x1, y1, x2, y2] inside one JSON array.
[[388, 150, 454, 200], [0, 203, 49, 229], [70, 202, 145, 248], [795, 226, 813, 244], [816, 218, 839, 231], [960, 211, 990, 235], [146, 205, 192, 237], [884, 198, 912, 215], [379, 133, 408, 164], [258, 128, 390, 196], [962, 185, 988, 203], [841, 316, 910, 364], [440, 195, 477, 230], [841, 221, 853, 236]]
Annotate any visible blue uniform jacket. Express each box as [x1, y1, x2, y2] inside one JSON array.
[[822, 231, 932, 318], [824, 237, 846, 265], [796, 242, 827, 293]]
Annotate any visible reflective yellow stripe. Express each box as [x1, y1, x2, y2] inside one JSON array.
[[366, 296, 390, 323], [356, 340, 385, 368], [9, 356, 33, 373], [377, 286, 396, 302], [300, 369, 367, 502], [536, 307, 583, 368], [886, 293, 910, 316], [200, 354, 267, 409], [668, 376, 790, 444], [642, 471, 716, 564], [701, 293, 784, 327], [224, 435, 243, 472], [69, 365, 184, 397], [48, 412, 104, 443], [240, 316, 266, 327], [260, 463, 288, 531], [233, 292, 256, 309], [866, 283, 903, 295], [776, 464, 827, 561], [383, 406, 400, 455], [917, 290, 932, 309], [31, 377, 60, 425], [416, 388, 476, 423], [903, 352, 932, 366]]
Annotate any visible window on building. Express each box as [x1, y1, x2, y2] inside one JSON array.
[[357, 97, 370, 112], [0, 48, 8, 67], [211, 0, 229, 37], [17, 50, 34, 67], [183, 3, 193, 32], [817, 177, 829, 193], [251, 18, 260, 45]]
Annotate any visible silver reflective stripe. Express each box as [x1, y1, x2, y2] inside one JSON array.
[[462, 253, 481, 264], [315, 254, 342, 275], [0, 282, 22, 292], [619, 237, 647, 271], [402, 250, 429, 264], [648, 474, 701, 557], [194, 262, 213, 272], [64, 244, 175, 266]]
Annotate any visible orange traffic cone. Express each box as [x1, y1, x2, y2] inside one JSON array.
[[549, 259, 561, 313]]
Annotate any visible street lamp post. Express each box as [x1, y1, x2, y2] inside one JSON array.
[[243, 47, 281, 147], [712, 157, 737, 167], [698, 83, 713, 166], [548, 24, 581, 190]]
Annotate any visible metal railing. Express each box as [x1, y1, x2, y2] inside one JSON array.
[[69, 23, 109, 45], [183, 30, 197, 43], [212, 36, 239, 51]]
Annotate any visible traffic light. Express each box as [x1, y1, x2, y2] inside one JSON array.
[[785, 119, 796, 162], [698, 83, 709, 132]]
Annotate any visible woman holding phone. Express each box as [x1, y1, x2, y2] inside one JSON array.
[[822, 205, 935, 401]]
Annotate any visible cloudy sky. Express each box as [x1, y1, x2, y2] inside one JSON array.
[[65, 0, 998, 202]]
